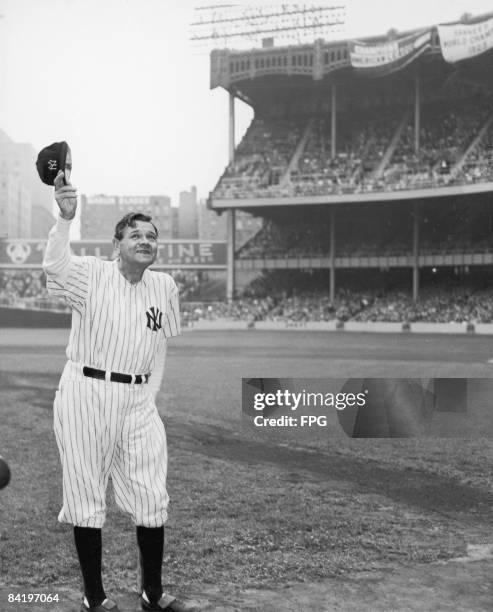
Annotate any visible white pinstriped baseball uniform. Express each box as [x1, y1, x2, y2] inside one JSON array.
[[43, 216, 180, 529]]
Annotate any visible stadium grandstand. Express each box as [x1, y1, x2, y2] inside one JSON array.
[[4, 10, 493, 328], [203, 9, 493, 324]]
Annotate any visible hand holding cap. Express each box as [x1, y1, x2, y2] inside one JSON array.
[[54, 170, 78, 220]]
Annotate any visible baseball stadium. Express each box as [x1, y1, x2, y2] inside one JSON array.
[[2, 6, 493, 612]]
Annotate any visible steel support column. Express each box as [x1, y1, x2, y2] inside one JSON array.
[[414, 74, 420, 155], [330, 207, 336, 301], [331, 83, 337, 158], [413, 202, 420, 302], [226, 92, 236, 301]]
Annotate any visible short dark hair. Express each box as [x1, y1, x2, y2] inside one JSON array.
[[114, 212, 159, 241]]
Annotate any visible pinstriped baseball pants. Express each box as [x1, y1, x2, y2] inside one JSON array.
[[53, 361, 169, 528]]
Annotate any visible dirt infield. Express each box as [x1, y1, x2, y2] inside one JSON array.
[[1, 329, 493, 611]]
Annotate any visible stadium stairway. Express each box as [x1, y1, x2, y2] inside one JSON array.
[[281, 118, 314, 186], [373, 110, 411, 179], [350, 137, 374, 182], [451, 110, 493, 178]]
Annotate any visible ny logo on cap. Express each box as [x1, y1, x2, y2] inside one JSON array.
[[48, 159, 58, 170], [146, 306, 163, 332]]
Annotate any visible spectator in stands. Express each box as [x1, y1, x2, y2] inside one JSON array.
[[212, 97, 493, 199]]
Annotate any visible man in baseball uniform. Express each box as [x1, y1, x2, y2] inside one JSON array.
[[43, 171, 196, 612]]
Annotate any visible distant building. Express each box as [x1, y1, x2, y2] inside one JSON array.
[[198, 198, 226, 241], [177, 186, 198, 239], [80, 194, 173, 239], [0, 130, 55, 238], [171, 207, 179, 238], [198, 198, 261, 247], [0, 169, 31, 238], [32, 205, 58, 238]]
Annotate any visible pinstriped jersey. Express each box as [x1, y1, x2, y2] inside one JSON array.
[[47, 256, 180, 374]]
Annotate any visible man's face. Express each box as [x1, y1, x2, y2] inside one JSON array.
[[115, 221, 158, 268]]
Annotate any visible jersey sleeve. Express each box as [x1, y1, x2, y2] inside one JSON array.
[[163, 276, 181, 338], [42, 216, 91, 312]]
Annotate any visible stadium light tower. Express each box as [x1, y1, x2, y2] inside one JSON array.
[[190, 3, 347, 51]]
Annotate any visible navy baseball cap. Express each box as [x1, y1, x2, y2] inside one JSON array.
[[36, 141, 71, 185]]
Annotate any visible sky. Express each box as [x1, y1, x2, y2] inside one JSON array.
[[0, 0, 492, 207]]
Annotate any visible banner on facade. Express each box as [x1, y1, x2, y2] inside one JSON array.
[[349, 29, 432, 76], [0, 239, 227, 268], [437, 16, 493, 63]]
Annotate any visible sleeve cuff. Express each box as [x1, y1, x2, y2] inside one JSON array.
[[55, 215, 73, 231]]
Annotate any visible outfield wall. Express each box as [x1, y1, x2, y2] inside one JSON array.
[[0, 307, 71, 328], [2, 307, 493, 335], [191, 319, 493, 334]]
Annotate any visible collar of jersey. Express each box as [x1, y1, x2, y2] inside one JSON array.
[[113, 259, 149, 287]]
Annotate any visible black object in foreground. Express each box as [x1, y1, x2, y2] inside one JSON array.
[[0, 455, 11, 489], [36, 141, 72, 185]]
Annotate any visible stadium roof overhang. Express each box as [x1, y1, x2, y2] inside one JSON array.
[[209, 182, 493, 213], [221, 51, 493, 110], [210, 12, 493, 109]]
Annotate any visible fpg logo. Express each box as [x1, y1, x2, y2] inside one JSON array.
[[300, 415, 328, 426]]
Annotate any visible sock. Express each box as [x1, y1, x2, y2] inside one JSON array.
[[136, 525, 164, 604], [84, 597, 107, 608], [74, 526, 106, 608]]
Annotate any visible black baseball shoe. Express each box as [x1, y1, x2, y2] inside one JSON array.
[[80, 597, 121, 612], [140, 590, 200, 612]]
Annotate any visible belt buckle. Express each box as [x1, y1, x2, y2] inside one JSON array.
[[105, 370, 111, 383]]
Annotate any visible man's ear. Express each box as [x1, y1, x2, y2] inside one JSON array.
[[112, 237, 120, 257]]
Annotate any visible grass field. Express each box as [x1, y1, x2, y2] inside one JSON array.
[[1, 328, 493, 611]]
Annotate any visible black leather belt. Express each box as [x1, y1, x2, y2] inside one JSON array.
[[82, 366, 149, 384]]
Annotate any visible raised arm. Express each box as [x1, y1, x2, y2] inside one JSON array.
[[42, 171, 90, 310], [43, 170, 78, 279]]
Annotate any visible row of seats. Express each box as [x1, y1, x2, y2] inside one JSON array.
[[237, 203, 493, 259], [213, 97, 493, 199]]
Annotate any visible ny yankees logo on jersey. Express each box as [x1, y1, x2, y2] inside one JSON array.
[[146, 306, 163, 331]]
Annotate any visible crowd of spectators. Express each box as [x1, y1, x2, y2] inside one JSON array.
[[167, 270, 225, 301], [351, 288, 493, 324], [213, 117, 303, 199], [212, 97, 493, 200], [0, 269, 225, 305], [183, 286, 493, 325], [459, 119, 493, 184], [181, 297, 275, 325], [0, 270, 49, 300], [3, 267, 493, 325], [181, 268, 493, 325], [0, 269, 67, 312], [379, 99, 492, 191], [290, 109, 403, 195], [237, 215, 332, 258], [263, 289, 373, 322], [237, 202, 493, 260]]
